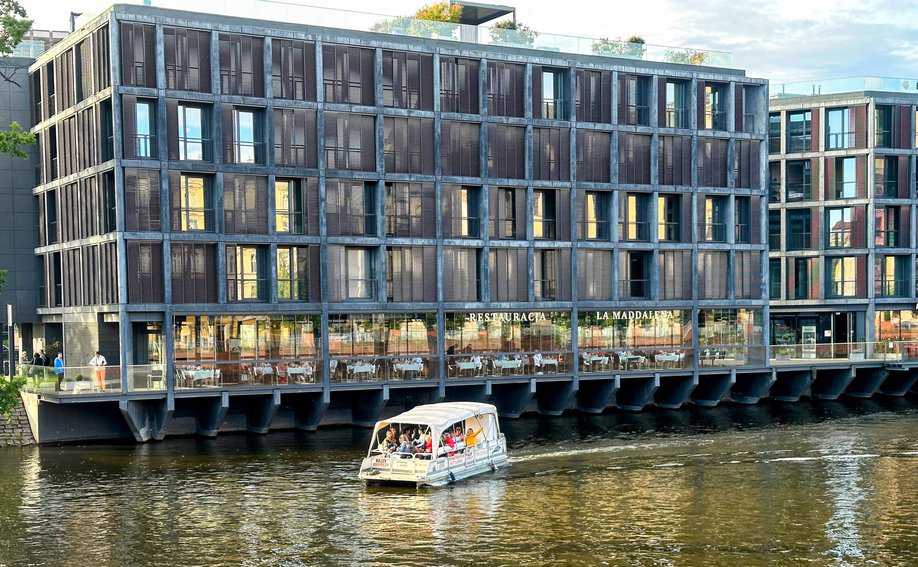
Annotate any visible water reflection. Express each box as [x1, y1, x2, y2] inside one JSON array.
[[0, 400, 916, 566]]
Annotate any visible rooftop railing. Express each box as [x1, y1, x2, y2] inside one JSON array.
[[772, 77, 918, 98], [112, 0, 731, 67]]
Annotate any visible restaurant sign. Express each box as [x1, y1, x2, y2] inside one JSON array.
[[466, 312, 549, 323], [593, 310, 675, 321]]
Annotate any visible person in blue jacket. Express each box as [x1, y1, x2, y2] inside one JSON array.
[[53, 353, 64, 391]]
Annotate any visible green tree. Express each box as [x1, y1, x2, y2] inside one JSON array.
[[592, 35, 646, 59], [414, 2, 461, 23], [371, 1, 461, 37], [489, 20, 537, 46], [0, 1, 33, 158]]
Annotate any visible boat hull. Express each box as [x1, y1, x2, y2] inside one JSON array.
[[359, 444, 509, 487]]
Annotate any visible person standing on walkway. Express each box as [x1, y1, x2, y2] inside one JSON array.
[[89, 351, 107, 391], [53, 353, 64, 391]]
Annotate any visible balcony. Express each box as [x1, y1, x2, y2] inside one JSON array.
[[734, 223, 750, 244], [786, 231, 812, 251], [699, 222, 727, 242], [826, 229, 853, 248], [826, 131, 856, 150], [178, 136, 214, 161], [540, 99, 565, 121], [577, 220, 610, 240], [534, 279, 557, 301], [664, 108, 688, 129], [770, 340, 918, 365], [533, 218, 557, 240], [224, 141, 266, 165], [827, 280, 857, 298], [124, 1, 730, 67], [658, 221, 680, 242], [875, 229, 900, 248], [619, 220, 650, 242], [619, 278, 649, 299], [785, 183, 812, 202], [877, 279, 909, 298], [706, 110, 727, 130], [622, 104, 650, 126], [772, 77, 918, 98], [131, 133, 157, 159]]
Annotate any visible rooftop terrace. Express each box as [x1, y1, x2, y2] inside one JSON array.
[[771, 76, 918, 98], [98, 0, 732, 67]]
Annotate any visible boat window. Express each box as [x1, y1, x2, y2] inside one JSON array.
[[371, 422, 434, 458]]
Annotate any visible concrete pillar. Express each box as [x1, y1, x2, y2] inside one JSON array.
[[729, 370, 775, 404], [194, 392, 229, 437], [845, 367, 888, 398], [576, 377, 618, 413], [769, 369, 814, 402], [535, 379, 576, 416], [877, 368, 918, 396], [654, 373, 696, 409], [691, 371, 734, 407], [119, 397, 173, 442], [244, 390, 281, 434], [810, 367, 856, 400], [289, 391, 329, 431], [490, 379, 535, 418]]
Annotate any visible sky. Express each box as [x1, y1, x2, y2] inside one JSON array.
[[20, 0, 918, 84]]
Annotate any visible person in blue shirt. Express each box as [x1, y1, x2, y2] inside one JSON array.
[[53, 353, 64, 391]]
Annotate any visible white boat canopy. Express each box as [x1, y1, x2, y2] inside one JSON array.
[[378, 402, 498, 433]]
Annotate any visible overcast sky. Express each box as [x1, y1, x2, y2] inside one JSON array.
[[20, 0, 918, 83]]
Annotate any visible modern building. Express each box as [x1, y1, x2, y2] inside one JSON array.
[[0, 30, 68, 374], [21, 1, 774, 442]]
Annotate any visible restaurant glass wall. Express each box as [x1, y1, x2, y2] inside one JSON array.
[[578, 310, 692, 372], [327, 312, 437, 382], [444, 311, 572, 378], [874, 310, 918, 360], [173, 314, 320, 387], [698, 308, 763, 367]]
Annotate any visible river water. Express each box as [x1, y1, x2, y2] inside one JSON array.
[[1, 399, 916, 566]]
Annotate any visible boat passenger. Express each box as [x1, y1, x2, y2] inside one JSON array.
[[441, 431, 456, 456], [397, 434, 412, 455], [465, 426, 482, 448], [380, 425, 398, 453]]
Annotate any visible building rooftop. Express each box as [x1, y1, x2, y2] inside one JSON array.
[[86, 0, 732, 68], [771, 76, 918, 99]]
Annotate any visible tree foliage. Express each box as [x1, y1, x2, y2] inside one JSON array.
[[0, 268, 5, 293], [0, 0, 29, 56], [592, 36, 647, 58], [0, 374, 25, 420], [414, 2, 461, 23], [0, 1, 32, 159], [489, 20, 537, 46]]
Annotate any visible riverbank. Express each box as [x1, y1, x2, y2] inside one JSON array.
[[0, 396, 34, 446]]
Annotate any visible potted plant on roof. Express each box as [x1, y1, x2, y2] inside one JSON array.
[[489, 20, 537, 47]]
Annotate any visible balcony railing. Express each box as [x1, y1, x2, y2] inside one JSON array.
[[735, 223, 750, 244], [875, 229, 900, 247], [443, 216, 480, 239], [533, 218, 557, 240], [577, 220, 610, 240], [699, 222, 727, 242], [827, 280, 857, 298], [826, 131, 856, 150], [877, 278, 909, 298], [224, 141, 266, 165], [541, 99, 566, 120], [619, 220, 651, 242], [664, 108, 688, 128], [826, 230, 853, 248], [658, 221, 681, 242], [446, 351, 571, 379], [619, 278, 650, 299], [786, 135, 811, 153], [705, 110, 727, 130], [698, 344, 766, 368], [131, 133, 157, 159], [772, 77, 918, 98], [328, 213, 377, 237], [768, 233, 781, 250], [490, 218, 519, 240], [178, 136, 213, 161], [786, 231, 812, 251], [335, 279, 378, 301], [622, 104, 650, 126], [770, 341, 918, 364], [785, 183, 811, 201], [19, 364, 122, 394], [534, 279, 557, 301]]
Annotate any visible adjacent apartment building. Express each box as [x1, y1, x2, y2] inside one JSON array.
[[21, 3, 771, 441], [768, 78, 918, 364]]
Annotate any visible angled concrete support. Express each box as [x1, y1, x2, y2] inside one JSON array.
[[770, 369, 814, 402], [119, 398, 173, 442], [576, 377, 619, 414], [845, 368, 888, 399], [194, 392, 229, 437], [288, 391, 329, 431], [810, 368, 855, 400], [654, 374, 696, 409], [535, 380, 577, 416], [490, 380, 535, 418], [244, 391, 281, 434], [352, 387, 389, 427], [617, 376, 659, 412], [730, 371, 775, 404], [691, 372, 734, 407], [877, 368, 918, 397]]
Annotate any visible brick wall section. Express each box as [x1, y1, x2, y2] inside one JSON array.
[[0, 396, 35, 446]]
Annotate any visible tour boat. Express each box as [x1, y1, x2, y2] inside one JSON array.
[[358, 402, 509, 487]]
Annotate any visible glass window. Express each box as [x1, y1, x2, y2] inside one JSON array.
[[579, 191, 609, 240], [836, 157, 857, 199], [227, 245, 265, 301], [769, 259, 781, 299], [622, 193, 649, 241], [533, 190, 556, 239], [703, 83, 726, 130], [786, 110, 811, 153], [875, 105, 892, 148], [786, 160, 811, 201], [875, 156, 897, 198], [135, 100, 155, 158], [768, 112, 781, 153], [657, 194, 680, 242], [234, 108, 257, 164], [664, 80, 687, 128], [178, 104, 205, 160], [786, 209, 812, 250], [827, 256, 857, 297], [541, 69, 566, 120], [175, 174, 211, 231], [703, 196, 727, 242], [826, 207, 853, 248], [876, 255, 907, 297], [826, 107, 852, 150], [346, 248, 374, 300], [277, 246, 310, 301]]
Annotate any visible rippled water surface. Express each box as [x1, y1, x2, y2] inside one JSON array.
[[1, 399, 917, 566]]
